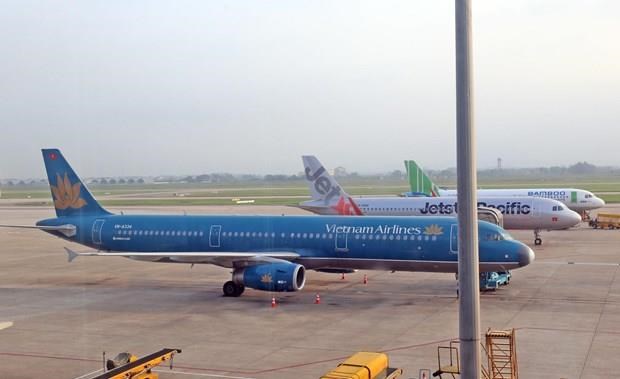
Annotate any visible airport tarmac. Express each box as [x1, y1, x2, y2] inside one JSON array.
[[1, 205, 619, 378]]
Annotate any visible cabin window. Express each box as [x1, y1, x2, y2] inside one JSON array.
[[355, 234, 360, 239], [302, 233, 307, 238], [403, 235, 408, 240], [396, 235, 401, 240], [361, 234, 366, 240], [389, 235, 394, 240]]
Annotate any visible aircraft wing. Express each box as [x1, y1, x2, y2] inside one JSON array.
[[64, 247, 300, 268]]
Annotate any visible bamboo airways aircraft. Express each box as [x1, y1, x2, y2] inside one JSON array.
[[0, 149, 534, 297], [299, 156, 581, 246], [403, 160, 605, 218]]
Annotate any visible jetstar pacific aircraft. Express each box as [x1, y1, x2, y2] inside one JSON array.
[[299, 156, 581, 246], [0, 149, 535, 297]]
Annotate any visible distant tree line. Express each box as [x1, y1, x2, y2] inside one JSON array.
[[1, 162, 618, 187]]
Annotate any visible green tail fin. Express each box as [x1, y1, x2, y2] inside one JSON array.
[[404, 160, 441, 197]]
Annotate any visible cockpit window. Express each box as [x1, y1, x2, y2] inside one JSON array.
[[485, 233, 504, 241], [552, 205, 564, 211], [585, 194, 592, 198]]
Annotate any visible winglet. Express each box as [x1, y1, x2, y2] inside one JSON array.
[[64, 247, 79, 263]]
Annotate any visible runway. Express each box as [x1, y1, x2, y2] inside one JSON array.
[[1, 205, 619, 378]]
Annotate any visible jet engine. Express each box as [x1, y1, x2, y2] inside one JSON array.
[[233, 262, 306, 292]]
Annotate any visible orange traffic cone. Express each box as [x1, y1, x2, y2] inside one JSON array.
[[341, 273, 345, 280], [363, 274, 368, 285], [271, 297, 277, 308], [315, 293, 321, 304]]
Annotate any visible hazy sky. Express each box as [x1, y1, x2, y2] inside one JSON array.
[[1, 1, 619, 178]]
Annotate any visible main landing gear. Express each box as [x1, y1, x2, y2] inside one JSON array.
[[534, 230, 542, 246], [223, 281, 245, 297]]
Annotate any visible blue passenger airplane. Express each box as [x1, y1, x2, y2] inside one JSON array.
[[1, 149, 535, 297]]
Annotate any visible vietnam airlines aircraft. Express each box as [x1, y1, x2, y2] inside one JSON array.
[[299, 156, 581, 245], [404, 160, 605, 216], [0, 149, 535, 297]]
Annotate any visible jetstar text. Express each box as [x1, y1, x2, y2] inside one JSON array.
[[419, 201, 530, 215]]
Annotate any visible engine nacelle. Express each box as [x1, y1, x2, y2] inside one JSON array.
[[233, 262, 306, 292]]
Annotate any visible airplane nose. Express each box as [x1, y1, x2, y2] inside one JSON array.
[[518, 244, 535, 267], [596, 197, 606, 207], [568, 210, 582, 226]]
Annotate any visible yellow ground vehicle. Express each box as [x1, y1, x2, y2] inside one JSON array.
[[589, 213, 620, 229], [320, 352, 403, 379]]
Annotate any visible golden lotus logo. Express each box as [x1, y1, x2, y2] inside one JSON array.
[[261, 273, 273, 284], [424, 224, 444, 236], [51, 173, 87, 210]]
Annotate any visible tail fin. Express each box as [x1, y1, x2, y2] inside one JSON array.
[[300, 156, 363, 215], [404, 160, 441, 197], [42, 149, 111, 217]]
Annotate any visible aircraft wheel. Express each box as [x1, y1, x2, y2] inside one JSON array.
[[223, 281, 242, 297], [534, 238, 542, 246], [236, 284, 245, 296]]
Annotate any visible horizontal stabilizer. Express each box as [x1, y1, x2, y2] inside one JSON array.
[[0, 224, 76, 237]]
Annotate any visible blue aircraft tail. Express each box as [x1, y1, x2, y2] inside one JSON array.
[[42, 148, 111, 218]]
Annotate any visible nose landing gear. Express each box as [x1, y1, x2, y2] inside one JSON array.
[[534, 230, 542, 246]]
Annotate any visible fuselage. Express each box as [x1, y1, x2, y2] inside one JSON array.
[[300, 196, 581, 231], [438, 188, 604, 212], [37, 214, 534, 273]]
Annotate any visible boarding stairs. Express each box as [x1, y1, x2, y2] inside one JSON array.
[[485, 328, 518, 379], [432, 329, 518, 379]]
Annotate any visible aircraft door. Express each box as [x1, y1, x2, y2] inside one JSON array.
[[92, 219, 105, 245], [570, 191, 578, 204], [335, 232, 348, 252], [209, 225, 221, 248], [450, 224, 458, 254], [532, 200, 540, 217]]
